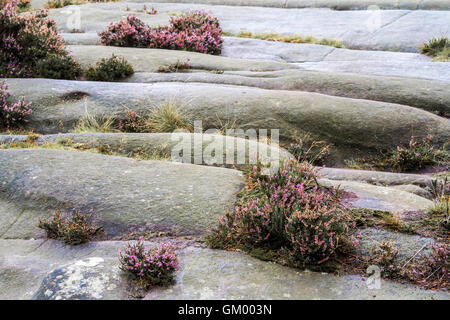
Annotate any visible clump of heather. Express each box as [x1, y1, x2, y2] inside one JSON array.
[[206, 159, 354, 266], [285, 205, 351, 265], [119, 238, 179, 288], [85, 54, 134, 82], [38, 210, 101, 245], [405, 243, 449, 289], [388, 135, 449, 172], [119, 110, 149, 133], [99, 11, 223, 55], [367, 241, 402, 279], [0, 0, 76, 78], [0, 79, 32, 129]]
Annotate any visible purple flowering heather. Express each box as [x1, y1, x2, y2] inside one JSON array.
[[99, 11, 223, 55], [208, 159, 353, 265], [119, 237, 179, 287], [0, 79, 32, 129], [1, 0, 68, 78]]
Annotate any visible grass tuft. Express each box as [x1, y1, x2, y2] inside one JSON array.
[[71, 113, 118, 134], [420, 37, 450, 61]]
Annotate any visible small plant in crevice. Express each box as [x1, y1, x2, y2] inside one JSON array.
[[142, 5, 157, 15], [36, 54, 82, 80], [157, 59, 190, 73], [99, 11, 223, 55], [233, 31, 345, 48], [0, 79, 32, 130], [119, 102, 192, 134], [420, 37, 449, 61], [206, 159, 355, 268], [148, 102, 192, 133], [344, 135, 449, 173], [71, 113, 118, 133], [349, 208, 415, 234], [119, 238, 179, 289], [85, 55, 134, 82], [68, 28, 85, 33], [119, 110, 149, 133], [388, 135, 449, 172], [366, 241, 402, 280], [38, 210, 102, 245], [45, 0, 79, 8], [44, 0, 118, 9], [286, 133, 332, 165], [428, 177, 449, 230], [405, 243, 449, 290]]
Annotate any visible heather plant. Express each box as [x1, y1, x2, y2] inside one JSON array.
[[0, 79, 32, 129], [119, 110, 149, 133], [346, 136, 450, 172], [367, 241, 402, 279], [388, 135, 449, 172], [38, 210, 101, 245], [36, 54, 82, 80], [119, 238, 179, 288], [405, 243, 449, 289], [0, 1, 73, 78], [285, 205, 352, 265], [206, 159, 354, 266], [99, 11, 223, 55], [85, 55, 134, 82], [158, 59, 190, 73], [1, 0, 29, 10]]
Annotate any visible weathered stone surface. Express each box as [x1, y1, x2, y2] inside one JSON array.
[[64, 38, 450, 83], [67, 45, 450, 114], [0, 149, 243, 238], [0, 132, 292, 169], [0, 239, 130, 300], [31, 0, 450, 10], [357, 228, 435, 263], [2, 240, 447, 300], [320, 179, 434, 212], [294, 60, 450, 84], [390, 184, 434, 200], [6, 79, 450, 161], [145, 246, 449, 300], [222, 38, 450, 82], [135, 0, 450, 11], [319, 167, 437, 189], [68, 45, 294, 72], [127, 70, 450, 114], [47, 3, 450, 52], [33, 257, 125, 300]]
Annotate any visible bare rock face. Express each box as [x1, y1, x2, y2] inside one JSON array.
[[0, 132, 292, 170], [32, 257, 125, 300], [0, 149, 243, 239], [2, 240, 446, 300]]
